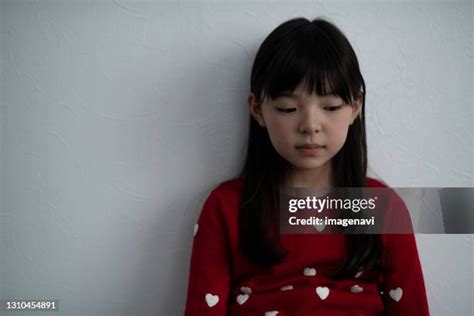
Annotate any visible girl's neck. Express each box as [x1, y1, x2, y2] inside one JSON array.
[[286, 162, 335, 189]]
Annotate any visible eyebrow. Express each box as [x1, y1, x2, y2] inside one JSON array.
[[275, 92, 299, 99], [275, 91, 338, 99]]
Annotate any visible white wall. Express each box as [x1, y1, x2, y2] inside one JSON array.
[[1, 0, 472, 315]]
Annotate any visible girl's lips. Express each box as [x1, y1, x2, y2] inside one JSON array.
[[297, 146, 325, 155], [296, 144, 325, 149]]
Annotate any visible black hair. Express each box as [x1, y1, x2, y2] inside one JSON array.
[[238, 17, 383, 278]]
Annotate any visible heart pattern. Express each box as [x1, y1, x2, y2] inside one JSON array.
[[193, 223, 199, 237], [240, 286, 252, 294], [205, 293, 219, 307], [236, 294, 249, 305], [264, 311, 279, 316], [316, 286, 330, 300], [351, 285, 363, 293], [389, 287, 403, 302], [280, 285, 294, 291], [303, 267, 317, 276], [313, 222, 326, 232]]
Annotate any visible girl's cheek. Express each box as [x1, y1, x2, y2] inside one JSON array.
[[273, 115, 293, 127], [327, 125, 348, 146]]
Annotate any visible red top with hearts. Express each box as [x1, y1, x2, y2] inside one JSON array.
[[184, 177, 430, 315]]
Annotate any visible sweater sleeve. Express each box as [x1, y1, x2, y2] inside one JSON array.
[[381, 191, 430, 315], [184, 188, 232, 315]]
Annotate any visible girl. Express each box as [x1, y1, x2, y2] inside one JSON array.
[[184, 17, 430, 315]]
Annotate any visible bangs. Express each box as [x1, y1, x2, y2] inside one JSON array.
[[257, 22, 359, 104]]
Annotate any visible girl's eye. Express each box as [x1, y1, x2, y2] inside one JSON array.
[[276, 107, 296, 113], [324, 105, 343, 112]]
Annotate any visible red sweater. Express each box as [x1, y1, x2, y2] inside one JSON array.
[[184, 177, 430, 315]]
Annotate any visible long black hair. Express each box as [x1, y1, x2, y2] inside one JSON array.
[[238, 17, 383, 278]]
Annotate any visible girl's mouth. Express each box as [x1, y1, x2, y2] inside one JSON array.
[[296, 145, 326, 155]]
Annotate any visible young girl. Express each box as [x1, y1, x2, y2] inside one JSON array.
[[184, 17, 430, 315]]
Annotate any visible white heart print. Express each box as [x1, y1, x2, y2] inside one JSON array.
[[193, 223, 199, 237], [389, 287, 403, 302], [313, 222, 326, 232], [205, 293, 219, 307], [303, 267, 317, 276], [236, 294, 249, 305], [280, 285, 293, 291], [351, 285, 364, 293], [316, 286, 330, 300], [240, 286, 252, 294], [264, 311, 279, 316]]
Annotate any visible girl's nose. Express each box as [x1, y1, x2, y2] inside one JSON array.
[[299, 111, 322, 134]]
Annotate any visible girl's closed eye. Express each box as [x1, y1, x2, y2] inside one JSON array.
[[275, 107, 297, 113], [324, 104, 344, 112], [275, 104, 344, 113]]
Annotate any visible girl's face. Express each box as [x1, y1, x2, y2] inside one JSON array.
[[248, 84, 362, 185]]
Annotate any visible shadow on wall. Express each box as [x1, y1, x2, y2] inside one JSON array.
[[393, 188, 474, 234], [440, 188, 474, 233]]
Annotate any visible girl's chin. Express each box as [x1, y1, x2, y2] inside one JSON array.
[[288, 160, 329, 170]]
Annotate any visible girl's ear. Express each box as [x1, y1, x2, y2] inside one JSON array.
[[350, 93, 363, 125], [247, 93, 266, 128]]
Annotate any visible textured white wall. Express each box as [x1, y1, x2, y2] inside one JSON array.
[[1, 0, 472, 315]]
